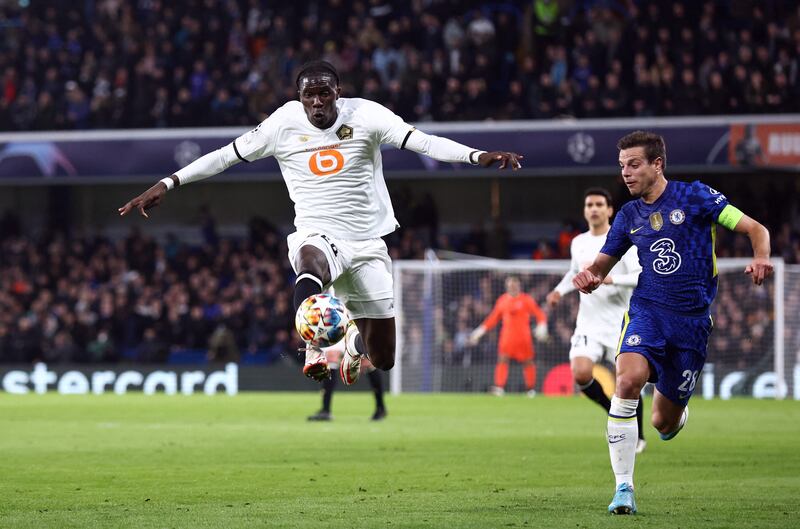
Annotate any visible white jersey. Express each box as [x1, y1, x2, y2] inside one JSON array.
[[554, 230, 641, 349], [233, 98, 413, 240]]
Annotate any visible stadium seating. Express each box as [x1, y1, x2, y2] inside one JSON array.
[[1, 1, 798, 130]]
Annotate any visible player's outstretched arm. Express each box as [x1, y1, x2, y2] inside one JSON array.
[[478, 152, 523, 170], [400, 129, 522, 169], [572, 253, 618, 294], [469, 297, 504, 345], [531, 299, 549, 341], [118, 177, 174, 218], [732, 213, 772, 285], [548, 242, 580, 306], [468, 325, 486, 345], [545, 290, 562, 307], [118, 142, 246, 218]]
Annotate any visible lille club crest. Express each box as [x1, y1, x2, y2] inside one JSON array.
[[336, 124, 353, 140]]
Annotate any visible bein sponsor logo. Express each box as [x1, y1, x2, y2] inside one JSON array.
[[1, 363, 238, 395]]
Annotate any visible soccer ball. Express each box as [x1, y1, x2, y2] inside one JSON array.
[[294, 294, 349, 348]]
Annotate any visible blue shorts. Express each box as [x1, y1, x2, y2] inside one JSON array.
[[616, 301, 713, 406]]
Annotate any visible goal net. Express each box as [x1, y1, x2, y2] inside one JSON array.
[[392, 258, 794, 399]]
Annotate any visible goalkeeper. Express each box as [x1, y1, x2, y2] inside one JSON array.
[[469, 276, 547, 397]]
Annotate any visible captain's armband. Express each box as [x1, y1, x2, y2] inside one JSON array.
[[717, 204, 744, 230]]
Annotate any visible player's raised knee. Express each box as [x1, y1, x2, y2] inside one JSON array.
[[370, 356, 394, 371], [571, 366, 593, 386], [650, 409, 680, 434], [650, 410, 669, 433]]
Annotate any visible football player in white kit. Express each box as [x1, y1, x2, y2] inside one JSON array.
[[545, 188, 646, 453], [119, 60, 523, 384]]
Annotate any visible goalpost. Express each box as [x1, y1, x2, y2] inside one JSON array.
[[392, 257, 793, 399]]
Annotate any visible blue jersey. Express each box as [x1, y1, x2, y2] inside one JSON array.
[[601, 180, 730, 315]]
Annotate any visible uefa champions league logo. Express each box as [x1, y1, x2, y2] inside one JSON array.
[[0, 142, 77, 176], [174, 140, 202, 168], [567, 132, 595, 164]]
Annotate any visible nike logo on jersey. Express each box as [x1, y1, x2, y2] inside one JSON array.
[[629, 226, 644, 234]]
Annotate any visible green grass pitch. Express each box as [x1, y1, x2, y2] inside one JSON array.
[[1, 393, 798, 528]]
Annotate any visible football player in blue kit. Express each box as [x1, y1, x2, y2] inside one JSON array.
[[573, 131, 773, 515]]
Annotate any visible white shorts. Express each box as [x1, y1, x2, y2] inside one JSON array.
[[568, 334, 617, 364], [287, 228, 394, 320]]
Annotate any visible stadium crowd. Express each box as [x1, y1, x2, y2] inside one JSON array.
[[2, 0, 800, 130], [0, 215, 296, 364]]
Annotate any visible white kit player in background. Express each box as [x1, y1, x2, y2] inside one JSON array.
[[546, 188, 646, 453], [118, 60, 524, 384]]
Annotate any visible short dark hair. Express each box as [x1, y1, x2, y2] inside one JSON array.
[[295, 60, 340, 88], [617, 130, 667, 168], [583, 187, 613, 207]]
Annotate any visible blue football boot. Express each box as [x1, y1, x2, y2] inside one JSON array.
[[608, 483, 637, 515]]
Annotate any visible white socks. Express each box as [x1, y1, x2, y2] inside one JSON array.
[[608, 396, 639, 488]]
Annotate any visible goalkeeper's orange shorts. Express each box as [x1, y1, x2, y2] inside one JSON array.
[[498, 340, 534, 362]]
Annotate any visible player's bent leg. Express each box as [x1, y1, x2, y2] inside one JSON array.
[[340, 317, 395, 385], [356, 317, 395, 370], [292, 245, 332, 312], [572, 357, 611, 411], [652, 388, 689, 440], [658, 407, 688, 441], [340, 321, 363, 385], [293, 245, 335, 381], [571, 356, 594, 386]]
